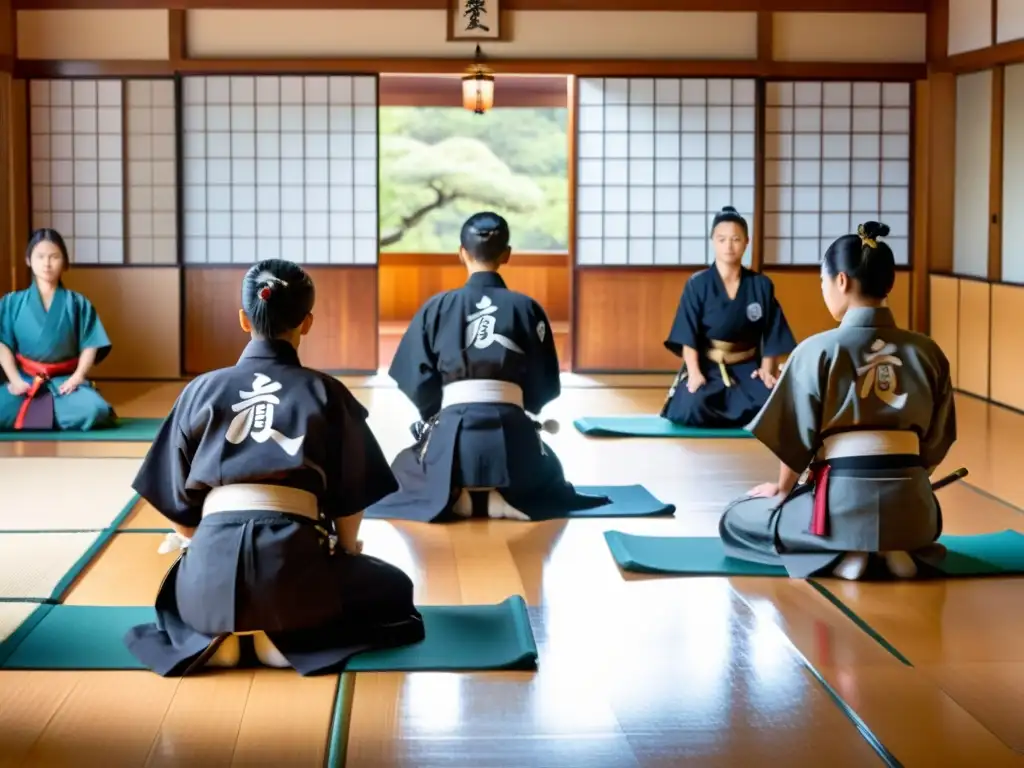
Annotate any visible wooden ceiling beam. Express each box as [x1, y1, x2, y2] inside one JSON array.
[[12, 0, 929, 13], [14, 57, 927, 81]]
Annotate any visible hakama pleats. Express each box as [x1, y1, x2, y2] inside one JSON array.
[[125, 510, 424, 676], [719, 460, 945, 578], [662, 358, 770, 428], [367, 403, 610, 522]]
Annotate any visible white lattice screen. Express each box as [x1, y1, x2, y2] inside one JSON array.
[[576, 77, 757, 267], [181, 75, 379, 265]]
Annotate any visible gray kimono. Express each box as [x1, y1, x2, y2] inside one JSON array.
[[720, 306, 957, 577]]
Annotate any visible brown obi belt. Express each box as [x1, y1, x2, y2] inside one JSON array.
[[804, 430, 923, 537], [13, 354, 79, 430], [704, 340, 757, 387]]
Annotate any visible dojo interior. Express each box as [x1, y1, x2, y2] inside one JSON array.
[[1, 2, 1023, 766]]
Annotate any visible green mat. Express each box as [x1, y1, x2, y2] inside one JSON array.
[[604, 530, 1024, 577], [573, 415, 751, 439], [0, 417, 163, 442], [0, 596, 539, 671]]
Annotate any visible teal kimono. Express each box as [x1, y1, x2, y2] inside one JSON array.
[[0, 283, 117, 431]]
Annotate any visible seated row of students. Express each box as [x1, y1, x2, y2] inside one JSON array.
[[1, 213, 955, 677], [0, 208, 790, 436]]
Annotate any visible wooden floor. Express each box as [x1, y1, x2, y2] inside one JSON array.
[[0, 380, 1022, 767]]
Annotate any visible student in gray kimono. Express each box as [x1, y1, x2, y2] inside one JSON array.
[[719, 222, 956, 580]]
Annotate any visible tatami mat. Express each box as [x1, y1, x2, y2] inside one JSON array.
[[0, 532, 106, 601], [0, 458, 141, 531]]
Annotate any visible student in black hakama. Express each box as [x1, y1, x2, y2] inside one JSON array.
[[367, 212, 609, 522], [124, 259, 424, 676], [662, 206, 797, 428]]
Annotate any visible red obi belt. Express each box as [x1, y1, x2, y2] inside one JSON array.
[[808, 464, 831, 537], [12, 354, 79, 430]]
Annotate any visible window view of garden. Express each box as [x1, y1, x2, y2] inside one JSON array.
[[379, 106, 569, 253]]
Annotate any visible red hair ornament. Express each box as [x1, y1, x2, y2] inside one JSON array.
[[258, 286, 272, 300]]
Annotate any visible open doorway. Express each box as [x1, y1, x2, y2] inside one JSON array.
[[375, 73, 572, 372]]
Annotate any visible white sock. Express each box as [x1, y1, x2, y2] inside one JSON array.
[[486, 490, 530, 521], [253, 632, 291, 668], [206, 635, 241, 668], [832, 552, 869, 581], [882, 551, 918, 579], [452, 489, 473, 518]]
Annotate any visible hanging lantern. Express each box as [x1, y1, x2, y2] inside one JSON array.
[[462, 45, 494, 114]]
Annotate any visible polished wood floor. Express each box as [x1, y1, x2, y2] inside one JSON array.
[[0, 381, 1021, 767]]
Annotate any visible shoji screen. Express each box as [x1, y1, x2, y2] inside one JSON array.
[[29, 78, 178, 266], [763, 81, 912, 267], [1002, 64, 1024, 283], [181, 75, 379, 266], [125, 80, 178, 265], [953, 70, 992, 278], [575, 77, 757, 267]]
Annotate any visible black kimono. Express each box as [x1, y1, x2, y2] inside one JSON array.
[[662, 267, 797, 428], [366, 271, 608, 522], [124, 339, 424, 676]]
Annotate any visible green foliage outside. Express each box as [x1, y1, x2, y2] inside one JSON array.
[[379, 107, 569, 253]]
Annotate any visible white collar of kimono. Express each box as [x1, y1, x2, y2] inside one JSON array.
[[839, 306, 895, 329]]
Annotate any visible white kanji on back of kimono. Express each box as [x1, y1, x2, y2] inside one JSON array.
[[855, 339, 909, 409], [226, 373, 306, 456], [464, 295, 524, 353]]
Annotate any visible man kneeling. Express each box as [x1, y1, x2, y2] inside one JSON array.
[[367, 212, 609, 522]]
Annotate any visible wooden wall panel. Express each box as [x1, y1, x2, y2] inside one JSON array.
[[956, 278, 991, 398], [772, 12, 926, 63], [187, 9, 760, 61], [62, 267, 181, 380], [573, 268, 911, 373], [888, 270, 912, 330], [574, 268, 692, 372], [302, 266, 378, 372], [184, 266, 247, 375], [184, 266, 378, 375], [378, 256, 570, 323], [767, 270, 912, 341], [766, 270, 835, 342], [17, 10, 170, 60], [929, 274, 960, 387], [988, 283, 1024, 410]]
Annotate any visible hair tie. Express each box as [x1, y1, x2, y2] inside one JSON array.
[[857, 224, 878, 250], [258, 285, 272, 300]]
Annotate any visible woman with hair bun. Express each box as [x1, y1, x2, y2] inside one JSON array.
[[662, 206, 797, 428], [0, 229, 116, 431], [125, 259, 424, 676], [719, 222, 957, 581]]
